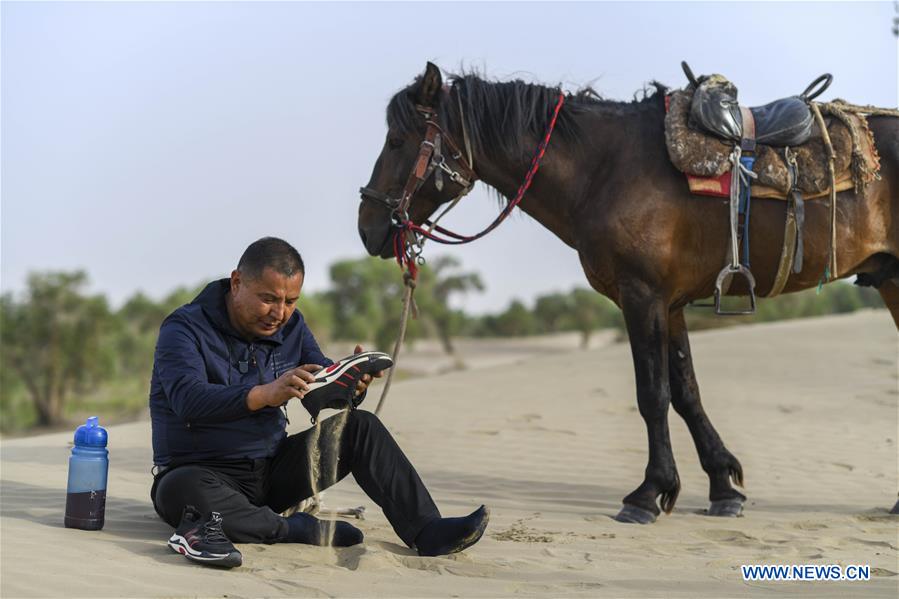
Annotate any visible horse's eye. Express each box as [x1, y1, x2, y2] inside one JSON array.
[[388, 137, 404, 149]]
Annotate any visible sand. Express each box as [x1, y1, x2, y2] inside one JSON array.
[[1, 310, 896, 598]]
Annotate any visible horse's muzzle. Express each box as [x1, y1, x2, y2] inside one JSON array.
[[358, 221, 398, 259]]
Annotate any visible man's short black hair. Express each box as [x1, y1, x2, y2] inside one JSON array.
[[237, 237, 305, 280]]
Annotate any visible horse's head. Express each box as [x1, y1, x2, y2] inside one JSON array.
[[358, 62, 476, 258]]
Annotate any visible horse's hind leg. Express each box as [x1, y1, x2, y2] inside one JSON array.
[[614, 280, 681, 524], [668, 309, 746, 516], [876, 279, 899, 514]]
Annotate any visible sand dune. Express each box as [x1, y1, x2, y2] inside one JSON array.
[[1, 311, 896, 597]]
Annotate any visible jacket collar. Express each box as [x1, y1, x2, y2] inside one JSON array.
[[191, 279, 290, 345]]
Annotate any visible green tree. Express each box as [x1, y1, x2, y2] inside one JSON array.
[[534, 292, 572, 334], [297, 291, 335, 341], [488, 299, 539, 336], [115, 292, 164, 376], [326, 257, 425, 351], [566, 288, 623, 348], [416, 256, 484, 354], [1, 271, 117, 426], [115, 283, 205, 376]]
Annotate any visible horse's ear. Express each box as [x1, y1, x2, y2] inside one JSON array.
[[415, 62, 443, 106]]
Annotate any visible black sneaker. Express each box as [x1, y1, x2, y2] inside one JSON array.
[[167, 506, 242, 568], [301, 351, 393, 422]]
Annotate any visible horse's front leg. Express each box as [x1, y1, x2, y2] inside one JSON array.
[[668, 308, 746, 516], [614, 280, 681, 524]]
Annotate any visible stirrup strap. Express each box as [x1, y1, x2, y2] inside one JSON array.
[[739, 106, 756, 152]]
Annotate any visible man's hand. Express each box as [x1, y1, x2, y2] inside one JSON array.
[[246, 365, 323, 411], [353, 344, 386, 397]]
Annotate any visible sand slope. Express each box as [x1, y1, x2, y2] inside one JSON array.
[[1, 311, 896, 598]]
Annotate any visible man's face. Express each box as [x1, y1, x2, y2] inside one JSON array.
[[228, 267, 303, 339]]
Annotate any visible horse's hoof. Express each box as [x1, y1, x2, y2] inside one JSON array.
[[708, 498, 744, 517], [890, 498, 899, 515], [614, 505, 657, 524]]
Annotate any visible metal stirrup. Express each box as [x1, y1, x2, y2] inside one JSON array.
[[713, 147, 757, 315]]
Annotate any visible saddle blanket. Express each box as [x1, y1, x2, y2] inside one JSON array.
[[683, 169, 855, 200], [665, 90, 880, 201]]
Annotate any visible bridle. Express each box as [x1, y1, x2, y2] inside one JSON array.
[[359, 93, 479, 275], [359, 98, 477, 220], [360, 86, 565, 277], [359, 84, 565, 419]]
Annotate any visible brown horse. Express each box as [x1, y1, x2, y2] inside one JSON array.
[[357, 63, 899, 523]]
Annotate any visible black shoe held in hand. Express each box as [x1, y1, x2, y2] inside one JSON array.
[[301, 351, 393, 422]]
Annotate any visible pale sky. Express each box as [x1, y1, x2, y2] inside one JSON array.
[[2, 1, 896, 314]]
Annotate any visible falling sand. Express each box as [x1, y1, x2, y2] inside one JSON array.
[[304, 410, 350, 546]]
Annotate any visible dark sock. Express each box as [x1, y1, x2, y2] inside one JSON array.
[[415, 505, 490, 557], [284, 512, 363, 547]]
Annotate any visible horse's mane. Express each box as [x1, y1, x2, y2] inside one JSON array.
[[386, 70, 668, 157]]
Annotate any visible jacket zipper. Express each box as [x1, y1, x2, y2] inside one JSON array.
[[249, 344, 263, 385], [250, 344, 290, 425]]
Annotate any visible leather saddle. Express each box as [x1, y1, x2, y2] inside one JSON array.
[[682, 62, 832, 150]]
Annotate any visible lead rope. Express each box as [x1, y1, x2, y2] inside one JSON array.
[[377, 90, 475, 416], [374, 201, 463, 416], [375, 160, 470, 416], [374, 272, 415, 415]]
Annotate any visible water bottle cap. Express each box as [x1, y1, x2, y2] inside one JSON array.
[[74, 416, 108, 447]]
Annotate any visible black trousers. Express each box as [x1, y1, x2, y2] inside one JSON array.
[[151, 410, 440, 546]]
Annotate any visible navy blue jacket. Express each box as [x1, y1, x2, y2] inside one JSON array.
[[149, 279, 333, 466]]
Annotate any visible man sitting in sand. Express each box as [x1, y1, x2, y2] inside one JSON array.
[[149, 237, 488, 567]]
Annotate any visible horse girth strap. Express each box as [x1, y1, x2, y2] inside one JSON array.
[[767, 197, 798, 298]]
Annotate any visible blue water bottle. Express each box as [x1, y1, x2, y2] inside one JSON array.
[[64, 416, 109, 530]]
